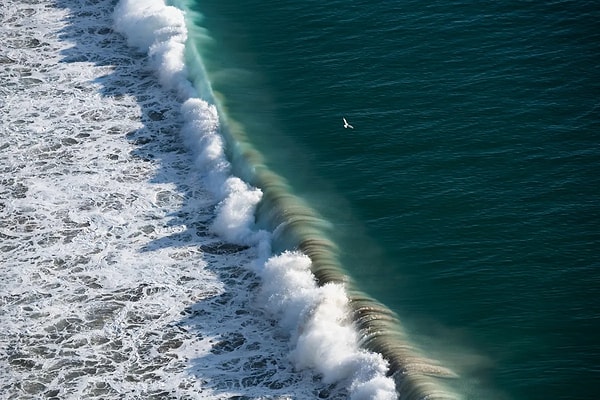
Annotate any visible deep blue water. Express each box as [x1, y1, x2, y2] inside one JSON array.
[[183, 0, 600, 398]]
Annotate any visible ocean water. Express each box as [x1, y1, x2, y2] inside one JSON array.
[[1, 0, 392, 399], [175, 0, 599, 399], [1, 1, 598, 400]]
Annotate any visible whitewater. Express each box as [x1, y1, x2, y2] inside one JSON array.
[[0, 0, 398, 399]]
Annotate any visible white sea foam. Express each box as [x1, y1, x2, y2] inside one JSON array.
[[114, 0, 270, 251], [261, 252, 397, 400], [111, 0, 397, 399], [0, 0, 396, 397], [0, 0, 348, 398]]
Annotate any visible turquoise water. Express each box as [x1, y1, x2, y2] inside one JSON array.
[[183, 0, 599, 398]]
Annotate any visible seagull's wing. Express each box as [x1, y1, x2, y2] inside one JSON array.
[[343, 117, 348, 124]]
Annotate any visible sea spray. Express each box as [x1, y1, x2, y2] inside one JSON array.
[[113, 0, 398, 398], [260, 251, 396, 400], [114, 0, 270, 252]]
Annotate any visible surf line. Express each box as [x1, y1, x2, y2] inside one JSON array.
[[113, 1, 461, 398], [201, 70, 462, 400]]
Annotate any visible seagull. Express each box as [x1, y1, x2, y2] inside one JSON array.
[[343, 117, 354, 129]]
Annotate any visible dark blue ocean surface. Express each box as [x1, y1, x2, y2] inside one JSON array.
[[184, 0, 600, 398]]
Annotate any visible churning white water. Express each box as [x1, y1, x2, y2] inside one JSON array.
[[0, 0, 396, 399]]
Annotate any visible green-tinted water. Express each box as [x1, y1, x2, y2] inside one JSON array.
[[184, 0, 600, 398]]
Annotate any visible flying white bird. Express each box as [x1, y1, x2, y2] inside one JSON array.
[[343, 117, 354, 129]]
